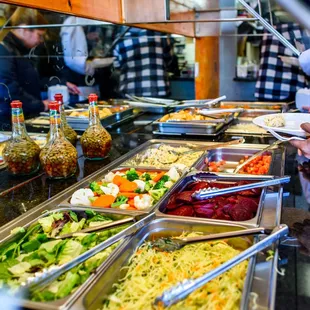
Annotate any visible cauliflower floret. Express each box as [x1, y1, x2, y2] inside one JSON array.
[[133, 180, 145, 192], [164, 181, 174, 188], [119, 204, 130, 210], [70, 189, 94, 206], [103, 172, 115, 183], [134, 194, 153, 210], [100, 183, 119, 197], [166, 167, 181, 182]]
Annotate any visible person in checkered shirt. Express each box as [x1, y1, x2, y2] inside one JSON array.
[[113, 27, 173, 98]]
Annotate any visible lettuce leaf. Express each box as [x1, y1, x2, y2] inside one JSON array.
[[38, 213, 64, 233], [57, 240, 84, 265]]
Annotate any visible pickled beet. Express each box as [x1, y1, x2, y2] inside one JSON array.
[[167, 205, 194, 217]]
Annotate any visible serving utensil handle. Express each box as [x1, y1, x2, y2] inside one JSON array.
[[183, 227, 266, 243], [193, 175, 291, 200], [154, 224, 289, 308]]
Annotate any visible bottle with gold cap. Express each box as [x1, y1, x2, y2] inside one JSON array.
[[3, 100, 40, 175], [46, 94, 77, 146], [80, 93, 112, 160], [40, 101, 77, 179]]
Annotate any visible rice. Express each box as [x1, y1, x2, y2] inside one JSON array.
[[264, 114, 285, 127]]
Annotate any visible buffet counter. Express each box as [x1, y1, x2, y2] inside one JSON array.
[[0, 113, 309, 309]]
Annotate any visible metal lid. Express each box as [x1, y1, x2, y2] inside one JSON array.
[[54, 93, 63, 102], [88, 93, 98, 102], [49, 101, 60, 111]]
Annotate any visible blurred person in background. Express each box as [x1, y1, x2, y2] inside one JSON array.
[[60, 16, 115, 101], [112, 27, 172, 98], [0, 7, 49, 126]]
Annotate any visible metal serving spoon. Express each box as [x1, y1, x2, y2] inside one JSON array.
[[151, 227, 268, 252]]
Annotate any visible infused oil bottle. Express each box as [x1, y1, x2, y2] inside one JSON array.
[[3, 100, 40, 175], [80, 94, 112, 160], [46, 94, 77, 146], [40, 101, 78, 178]]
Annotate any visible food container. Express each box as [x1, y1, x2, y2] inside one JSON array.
[[220, 101, 293, 112], [153, 108, 235, 135], [194, 147, 275, 175], [156, 172, 272, 227], [237, 109, 280, 122], [121, 142, 205, 169], [81, 218, 276, 310], [63, 167, 184, 216], [225, 119, 271, 136], [0, 207, 135, 310]]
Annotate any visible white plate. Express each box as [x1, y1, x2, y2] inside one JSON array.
[[253, 113, 310, 137]]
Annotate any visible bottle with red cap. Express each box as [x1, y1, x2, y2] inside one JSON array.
[[80, 93, 112, 160], [40, 101, 78, 178], [3, 100, 40, 175], [46, 94, 77, 146]]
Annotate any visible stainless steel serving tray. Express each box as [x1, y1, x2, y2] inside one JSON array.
[[194, 147, 276, 175], [237, 109, 281, 122], [64, 106, 134, 130], [60, 167, 184, 216], [121, 142, 205, 169], [0, 207, 135, 310], [220, 101, 293, 112], [123, 100, 175, 114], [155, 172, 274, 228], [225, 119, 271, 136], [153, 108, 234, 135], [78, 218, 276, 310]]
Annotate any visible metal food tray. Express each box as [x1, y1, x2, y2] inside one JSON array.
[[155, 172, 274, 228], [123, 100, 174, 114], [60, 167, 184, 216], [225, 119, 271, 136], [64, 106, 134, 130], [153, 109, 234, 135], [0, 207, 135, 310], [79, 218, 276, 310], [121, 141, 206, 169], [194, 146, 277, 175], [172, 99, 221, 111], [237, 109, 281, 122], [221, 101, 293, 112]]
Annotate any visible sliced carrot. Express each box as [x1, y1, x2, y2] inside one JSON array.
[[118, 192, 138, 198], [92, 195, 115, 208], [97, 181, 103, 185], [126, 206, 137, 210], [127, 198, 135, 207], [113, 175, 125, 186], [119, 180, 138, 192], [152, 171, 166, 183]]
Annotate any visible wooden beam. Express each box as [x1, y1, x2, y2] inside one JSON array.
[[1, 0, 123, 24], [195, 36, 219, 99]]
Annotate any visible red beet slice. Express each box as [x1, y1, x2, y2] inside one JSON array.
[[230, 204, 254, 221], [193, 202, 215, 210], [237, 196, 259, 213], [166, 194, 178, 210], [222, 203, 234, 214], [167, 205, 194, 217], [175, 191, 194, 203], [195, 207, 215, 218]]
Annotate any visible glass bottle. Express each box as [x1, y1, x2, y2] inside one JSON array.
[[3, 100, 40, 175], [80, 94, 112, 160], [46, 94, 77, 146], [40, 101, 78, 179]]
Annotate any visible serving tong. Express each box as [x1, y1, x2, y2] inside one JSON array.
[[153, 224, 289, 308], [21, 213, 156, 294], [151, 227, 269, 252], [51, 217, 135, 239], [192, 175, 291, 200]]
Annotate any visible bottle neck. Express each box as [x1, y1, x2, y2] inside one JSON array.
[[49, 108, 64, 140], [58, 100, 68, 126], [89, 100, 101, 126], [11, 107, 27, 138]]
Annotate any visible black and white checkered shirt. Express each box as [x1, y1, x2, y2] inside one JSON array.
[[255, 23, 308, 101], [113, 28, 172, 97]]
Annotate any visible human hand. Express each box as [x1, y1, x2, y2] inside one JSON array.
[[66, 82, 81, 95], [290, 123, 310, 159], [43, 100, 49, 111]]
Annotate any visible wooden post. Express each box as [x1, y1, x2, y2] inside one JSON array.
[[195, 37, 219, 99]]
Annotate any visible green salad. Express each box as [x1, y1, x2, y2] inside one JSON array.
[[0, 210, 128, 301]]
